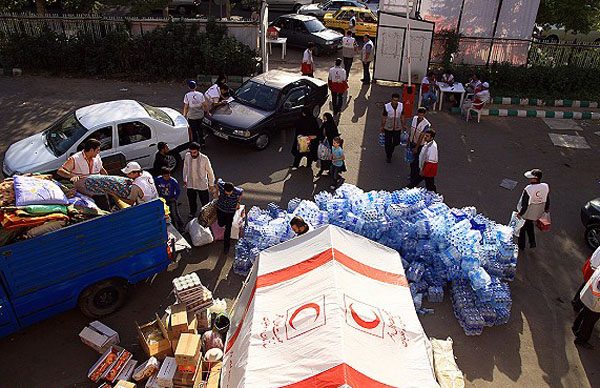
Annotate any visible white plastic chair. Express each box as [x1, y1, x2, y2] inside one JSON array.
[[466, 101, 487, 123]]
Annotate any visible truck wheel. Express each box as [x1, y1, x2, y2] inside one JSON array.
[[585, 224, 600, 250], [78, 279, 128, 318]]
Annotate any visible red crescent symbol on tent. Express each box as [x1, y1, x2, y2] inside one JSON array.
[[349, 303, 381, 329], [288, 303, 320, 330]]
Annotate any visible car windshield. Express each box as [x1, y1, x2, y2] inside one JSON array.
[[305, 19, 327, 33], [234, 81, 281, 111], [44, 112, 88, 156], [139, 102, 173, 126]]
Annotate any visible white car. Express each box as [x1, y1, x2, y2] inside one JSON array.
[[2, 100, 189, 176], [268, 0, 313, 13]]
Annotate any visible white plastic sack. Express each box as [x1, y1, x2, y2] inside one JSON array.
[[431, 337, 465, 388], [509, 211, 525, 237], [187, 218, 214, 247], [230, 205, 246, 240]]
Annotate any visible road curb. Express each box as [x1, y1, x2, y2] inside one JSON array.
[[492, 97, 599, 108], [450, 107, 600, 119]]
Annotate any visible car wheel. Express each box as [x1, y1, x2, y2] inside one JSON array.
[[292, 3, 302, 12], [78, 279, 128, 318], [585, 224, 600, 250], [312, 104, 321, 118], [255, 133, 270, 150]]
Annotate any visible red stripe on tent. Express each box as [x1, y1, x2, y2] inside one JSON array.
[[225, 285, 256, 354], [282, 363, 395, 388], [256, 249, 334, 288], [256, 248, 408, 288], [333, 249, 409, 287]]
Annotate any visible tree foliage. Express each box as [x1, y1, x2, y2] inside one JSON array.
[[537, 0, 600, 33]]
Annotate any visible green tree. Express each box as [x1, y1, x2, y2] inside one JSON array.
[[537, 0, 600, 33]]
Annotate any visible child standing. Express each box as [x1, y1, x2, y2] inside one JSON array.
[[330, 137, 345, 190], [155, 167, 184, 230]]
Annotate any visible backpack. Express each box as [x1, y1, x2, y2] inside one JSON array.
[[318, 139, 332, 160]]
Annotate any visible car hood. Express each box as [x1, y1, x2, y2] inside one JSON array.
[[210, 101, 271, 129], [4, 132, 57, 174], [300, 4, 321, 11], [160, 107, 188, 128], [313, 29, 343, 41]]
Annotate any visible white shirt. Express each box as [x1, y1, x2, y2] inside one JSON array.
[[69, 151, 103, 176], [183, 152, 215, 191], [410, 116, 431, 145], [580, 266, 600, 312], [302, 48, 313, 64], [328, 66, 346, 84], [133, 171, 159, 203], [205, 84, 222, 103], [419, 140, 438, 171], [361, 40, 373, 62], [475, 89, 491, 104], [342, 36, 356, 58], [442, 73, 454, 84], [383, 102, 403, 131], [349, 16, 356, 31], [183, 91, 206, 120]]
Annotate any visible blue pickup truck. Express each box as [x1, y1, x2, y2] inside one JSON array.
[[0, 199, 181, 338]]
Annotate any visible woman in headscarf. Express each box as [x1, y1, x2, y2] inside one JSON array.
[[291, 107, 320, 169], [316, 112, 341, 177]]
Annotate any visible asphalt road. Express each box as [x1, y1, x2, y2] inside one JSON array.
[[0, 50, 599, 387]]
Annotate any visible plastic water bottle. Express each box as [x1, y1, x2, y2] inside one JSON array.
[[400, 130, 408, 146], [405, 146, 414, 163], [378, 132, 385, 146]]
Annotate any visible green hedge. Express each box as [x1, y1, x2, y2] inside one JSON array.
[[0, 21, 258, 79], [445, 63, 600, 102]]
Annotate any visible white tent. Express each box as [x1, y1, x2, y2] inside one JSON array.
[[222, 225, 439, 388]]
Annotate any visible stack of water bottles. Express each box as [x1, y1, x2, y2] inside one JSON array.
[[233, 184, 518, 335]]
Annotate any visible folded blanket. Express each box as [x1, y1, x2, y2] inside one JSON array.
[[1, 212, 69, 230], [14, 175, 69, 206], [20, 204, 68, 215], [68, 193, 99, 209], [82, 175, 132, 198], [0, 180, 15, 207]]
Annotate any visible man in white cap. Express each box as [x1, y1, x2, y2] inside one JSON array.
[[461, 81, 490, 117], [516, 168, 550, 250], [121, 161, 159, 205]]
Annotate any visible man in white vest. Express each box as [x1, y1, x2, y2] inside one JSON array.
[[58, 138, 107, 182], [408, 107, 431, 183], [379, 93, 404, 163], [573, 265, 600, 348], [341, 30, 357, 80], [360, 35, 374, 85], [516, 168, 550, 250], [121, 161, 159, 205], [328, 58, 348, 116]]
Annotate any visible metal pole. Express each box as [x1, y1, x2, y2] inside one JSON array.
[[406, 0, 411, 86], [260, 0, 268, 73]]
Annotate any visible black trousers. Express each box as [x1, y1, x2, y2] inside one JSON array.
[[187, 188, 209, 218], [343, 57, 353, 79], [331, 92, 343, 114], [518, 220, 536, 249], [572, 282, 586, 312], [166, 198, 184, 230], [384, 130, 401, 159], [409, 175, 437, 192], [188, 119, 204, 146], [573, 305, 600, 342], [409, 143, 423, 183], [362, 61, 371, 83], [217, 208, 235, 248]]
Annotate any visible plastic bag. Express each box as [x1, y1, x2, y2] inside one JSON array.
[[536, 212, 551, 232], [405, 146, 414, 163], [198, 199, 218, 227], [297, 135, 311, 153], [187, 218, 214, 246], [431, 337, 465, 388], [211, 221, 225, 241], [318, 139, 332, 160], [509, 211, 525, 237], [202, 329, 224, 351]]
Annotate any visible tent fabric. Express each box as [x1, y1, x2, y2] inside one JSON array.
[[222, 225, 439, 388]]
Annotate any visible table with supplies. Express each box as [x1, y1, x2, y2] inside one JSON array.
[[437, 82, 466, 111]]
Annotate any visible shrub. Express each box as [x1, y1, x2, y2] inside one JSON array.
[[0, 21, 257, 79]]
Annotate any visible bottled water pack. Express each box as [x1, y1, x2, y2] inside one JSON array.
[[232, 184, 518, 335]]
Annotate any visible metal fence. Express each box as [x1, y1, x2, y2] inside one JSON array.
[[430, 35, 600, 69]]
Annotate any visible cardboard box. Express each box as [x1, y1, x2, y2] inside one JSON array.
[[157, 356, 177, 388], [175, 333, 201, 367], [168, 304, 189, 340], [115, 380, 137, 388], [134, 357, 161, 382], [79, 321, 120, 353], [206, 362, 222, 388], [88, 346, 121, 383], [146, 373, 160, 388], [137, 314, 173, 360], [102, 348, 133, 383], [187, 313, 198, 335], [117, 359, 138, 381]]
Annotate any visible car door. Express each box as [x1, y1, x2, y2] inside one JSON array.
[[291, 19, 309, 46], [277, 86, 310, 129], [0, 282, 19, 338], [115, 120, 155, 169], [68, 125, 126, 175]]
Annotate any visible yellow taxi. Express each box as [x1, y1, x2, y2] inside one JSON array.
[[323, 6, 378, 38]]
